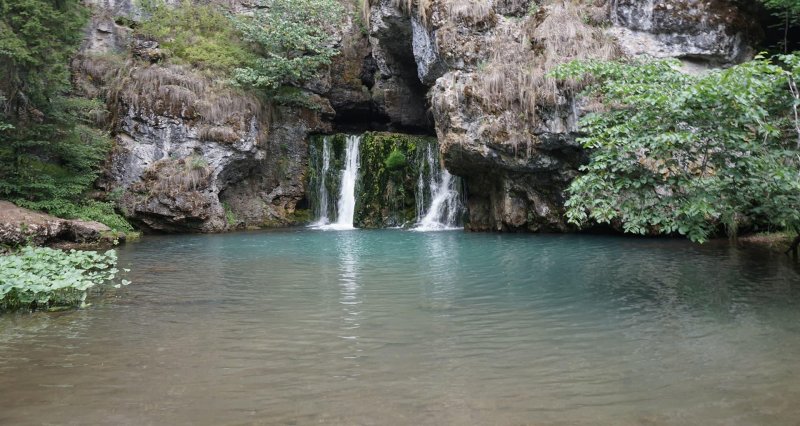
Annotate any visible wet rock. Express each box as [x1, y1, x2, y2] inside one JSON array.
[[412, 18, 448, 85]]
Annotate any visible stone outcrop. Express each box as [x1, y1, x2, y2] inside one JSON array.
[[0, 201, 122, 249], [609, 0, 757, 67], [76, 0, 331, 233], [416, 0, 757, 231], [76, 0, 441, 233], [73, 0, 762, 234]]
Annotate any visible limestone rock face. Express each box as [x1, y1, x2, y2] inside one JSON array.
[[365, 1, 432, 131], [609, 0, 756, 66], [74, 0, 761, 234], [75, 0, 331, 233], [424, 0, 757, 232]]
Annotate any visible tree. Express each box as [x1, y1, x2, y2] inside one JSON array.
[[553, 55, 800, 244], [0, 0, 131, 231], [232, 0, 344, 91], [760, 0, 800, 52]]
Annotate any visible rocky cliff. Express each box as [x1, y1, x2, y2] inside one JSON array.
[[76, 0, 760, 233], [411, 0, 756, 231]]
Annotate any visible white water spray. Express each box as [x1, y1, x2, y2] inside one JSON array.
[[414, 145, 462, 231], [319, 135, 360, 230]]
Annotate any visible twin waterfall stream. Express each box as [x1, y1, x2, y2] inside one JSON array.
[[310, 134, 463, 231]]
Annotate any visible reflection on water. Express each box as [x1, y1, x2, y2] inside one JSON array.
[[0, 230, 799, 425], [337, 231, 362, 377]]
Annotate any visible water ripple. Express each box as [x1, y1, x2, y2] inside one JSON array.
[[1, 230, 799, 425]]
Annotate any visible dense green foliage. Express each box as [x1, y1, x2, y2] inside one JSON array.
[[232, 0, 344, 90], [136, 0, 344, 97], [0, 0, 131, 231], [554, 55, 800, 242], [355, 133, 436, 228], [136, 0, 257, 74], [0, 247, 127, 312], [384, 148, 408, 171]]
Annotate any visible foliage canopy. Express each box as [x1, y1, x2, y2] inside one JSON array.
[[232, 0, 344, 90], [0, 0, 130, 231], [554, 55, 800, 242]]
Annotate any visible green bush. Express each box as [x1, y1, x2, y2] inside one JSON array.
[[232, 0, 344, 90], [16, 199, 134, 233], [136, 0, 256, 74], [0, 247, 129, 312], [0, 1, 130, 232], [553, 54, 800, 242], [384, 148, 407, 171]]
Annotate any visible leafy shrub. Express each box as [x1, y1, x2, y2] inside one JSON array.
[[0, 2, 130, 232], [16, 199, 134, 233], [0, 247, 128, 312], [553, 54, 800, 242], [232, 0, 344, 90], [384, 148, 407, 171]]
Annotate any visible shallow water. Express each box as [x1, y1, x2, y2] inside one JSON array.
[[1, 230, 800, 425]]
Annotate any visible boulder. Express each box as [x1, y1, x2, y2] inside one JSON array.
[[0, 201, 122, 249]]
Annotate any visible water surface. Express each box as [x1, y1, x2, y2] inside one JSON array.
[[1, 230, 799, 425]]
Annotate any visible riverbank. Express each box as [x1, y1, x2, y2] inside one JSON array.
[[738, 231, 799, 256], [0, 201, 130, 252]]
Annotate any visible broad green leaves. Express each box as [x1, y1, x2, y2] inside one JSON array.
[[554, 56, 800, 242], [0, 247, 129, 312]]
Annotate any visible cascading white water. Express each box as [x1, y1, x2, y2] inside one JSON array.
[[414, 145, 462, 231], [319, 134, 360, 230], [311, 137, 332, 226]]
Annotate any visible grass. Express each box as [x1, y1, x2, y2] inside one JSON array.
[[739, 231, 797, 253], [431, 0, 619, 155]]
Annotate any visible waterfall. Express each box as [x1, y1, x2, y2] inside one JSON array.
[[414, 145, 463, 231], [311, 137, 332, 226], [309, 133, 461, 231], [318, 134, 361, 230]]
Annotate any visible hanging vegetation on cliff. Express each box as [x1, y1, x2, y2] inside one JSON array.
[[231, 0, 344, 91], [554, 54, 800, 243]]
